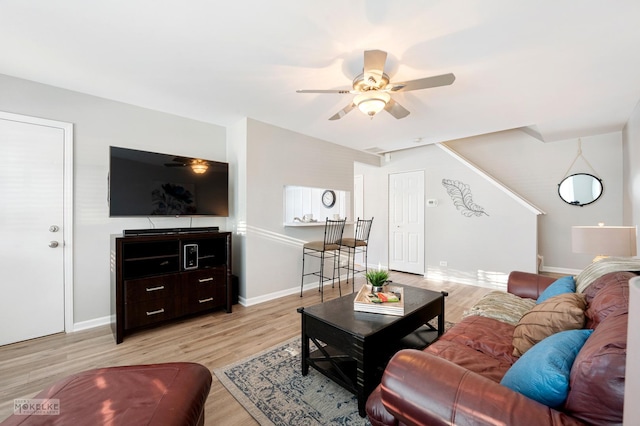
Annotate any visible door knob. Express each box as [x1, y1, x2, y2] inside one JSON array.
[[49, 241, 59, 248], [49, 225, 59, 232]]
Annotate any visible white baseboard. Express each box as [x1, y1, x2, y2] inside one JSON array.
[[72, 315, 112, 332], [240, 276, 355, 307], [240, 286, 302, 307], [424, 268, 508, 290], [540, 266, 582, 275]]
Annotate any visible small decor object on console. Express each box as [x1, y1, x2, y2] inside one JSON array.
[[354, 284, 404, 316]]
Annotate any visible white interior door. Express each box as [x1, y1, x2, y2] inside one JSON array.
[[0, 114, 69, 345], [389, 171, 425, 274]]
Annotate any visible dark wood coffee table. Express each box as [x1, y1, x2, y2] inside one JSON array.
[[297, 284, 446, 417]]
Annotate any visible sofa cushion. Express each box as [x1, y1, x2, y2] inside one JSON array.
[[512, 293, 586, 357], [582, 271, 631, 329], [426, 315, 518, 382], [501, 329, 593, 408], [564, 307, 627, 425], [575, 257, 640, 293], [463, 290, 536, 326], [536, 275, 575, 304]]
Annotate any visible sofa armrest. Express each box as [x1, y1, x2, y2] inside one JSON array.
[[507, 271, 556, 300], [378, 349, 582, 426]]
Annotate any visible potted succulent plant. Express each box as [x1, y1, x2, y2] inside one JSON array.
[[366, 269, 389, 293]]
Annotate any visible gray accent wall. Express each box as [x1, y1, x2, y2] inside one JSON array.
[[234, 118, 379, 303], [0, 73, 227, 326]]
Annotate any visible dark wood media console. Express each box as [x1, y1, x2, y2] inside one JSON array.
[[111, 230, 232, 344]]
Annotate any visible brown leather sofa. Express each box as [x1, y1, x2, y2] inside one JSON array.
[[2, 362, 212, 425], [366, 270, 631, 426]]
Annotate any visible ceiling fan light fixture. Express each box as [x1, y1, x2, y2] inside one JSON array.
[[354, 91, 390, 117], [190, 160, 209, 174]]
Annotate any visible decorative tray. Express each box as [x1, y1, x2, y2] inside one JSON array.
[[354, 284, 405, 316]]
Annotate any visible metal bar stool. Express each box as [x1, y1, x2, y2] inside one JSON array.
[[300, 218, 346, 302], [340, 217, 373, 292]]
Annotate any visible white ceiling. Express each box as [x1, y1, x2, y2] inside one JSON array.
[[2, 0, 640, 153]]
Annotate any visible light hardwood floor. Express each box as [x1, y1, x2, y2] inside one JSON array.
[[0, 272, 492, 424]]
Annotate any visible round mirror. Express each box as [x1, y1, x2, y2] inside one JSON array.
[[558, 173, 603, 206]]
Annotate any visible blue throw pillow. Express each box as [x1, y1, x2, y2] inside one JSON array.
[[501, 329, 593, 407], [537, 275, 575, 304]]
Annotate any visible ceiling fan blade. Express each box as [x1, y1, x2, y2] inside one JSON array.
[[164, 163, 187, 167], [363, 49, 388, 87], [389, 73, 455, 92], [329, 103, 356, 120], [297, 89, 352, 94], [172, 156, 192, 162], [384, 98, 410, 119]]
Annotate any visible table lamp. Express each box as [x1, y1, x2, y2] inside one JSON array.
[[572, 224, 637, 262]]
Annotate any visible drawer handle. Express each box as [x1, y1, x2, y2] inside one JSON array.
[[146, 308, 165, 316], [146, 285, 165, 292], [198, 277, 214, 283], [199, 297, 214, 303]]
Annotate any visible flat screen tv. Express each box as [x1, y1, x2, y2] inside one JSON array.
[[109, 146, 229, 217]]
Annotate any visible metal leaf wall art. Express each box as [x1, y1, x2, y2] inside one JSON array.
[[442, 179, 489, 217]]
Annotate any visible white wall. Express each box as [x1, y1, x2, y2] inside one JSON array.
[[0, 73, 227, 326], [446, 130, 623, 271], [227, 118, 248, 298], [620, 86, 640, 423], [356, 144, 539, 287], [623, 100, 640, 238]]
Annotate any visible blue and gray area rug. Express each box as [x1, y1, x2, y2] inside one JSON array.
[[215, 337, 371, 425]]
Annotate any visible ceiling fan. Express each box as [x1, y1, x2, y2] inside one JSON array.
[[297, 49, 455, 120], [164, 157, 209, 174]]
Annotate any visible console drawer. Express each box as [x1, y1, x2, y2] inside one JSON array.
[[183, 268, 226, 312], [182, 267, 225, 286], [125, 274, 180, 304], [125, 298, 179, 328], [190, 282, 224, 312]]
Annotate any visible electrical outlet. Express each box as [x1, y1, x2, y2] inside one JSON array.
[[439, 261, 448, 267]]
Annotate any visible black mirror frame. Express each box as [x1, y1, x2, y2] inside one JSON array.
[[557, 173, 603, 207]]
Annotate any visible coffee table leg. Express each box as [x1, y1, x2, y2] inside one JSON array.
[[356, 370, 367, 417], [438, 291, 447, 337], [355, 339, 369, 417], [298, 308, 309, 375]]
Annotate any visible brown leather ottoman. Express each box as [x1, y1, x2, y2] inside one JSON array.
[[2, 362, 212, 426]]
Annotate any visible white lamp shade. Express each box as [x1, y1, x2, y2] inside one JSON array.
[[572, 225, 637, 257], [354, 92, 390, 116]]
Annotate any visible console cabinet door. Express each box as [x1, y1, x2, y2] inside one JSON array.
[[184, 267, 226, 313]]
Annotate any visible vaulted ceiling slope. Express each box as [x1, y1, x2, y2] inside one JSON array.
[[1, 1, 640, 153]]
